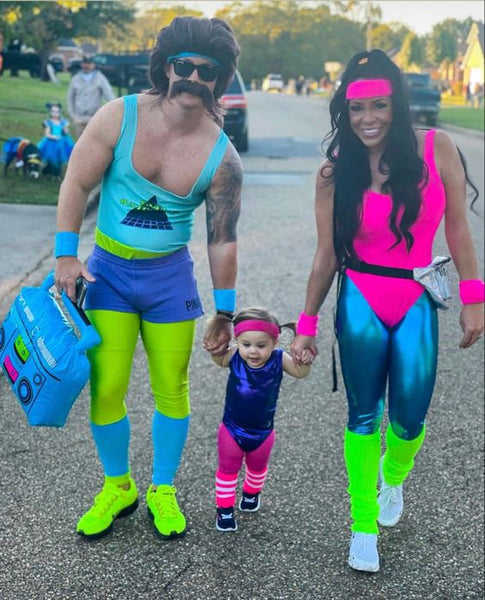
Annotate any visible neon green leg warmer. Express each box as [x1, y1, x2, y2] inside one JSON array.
[[383, 424, 426, 486], [344, 428, 381, 534]]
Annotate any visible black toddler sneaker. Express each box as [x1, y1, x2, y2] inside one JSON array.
[[239, 491, 261, 512], [216, 507, 238, 531]]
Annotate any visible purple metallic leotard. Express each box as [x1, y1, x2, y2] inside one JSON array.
[[222, 349, 284, 452]]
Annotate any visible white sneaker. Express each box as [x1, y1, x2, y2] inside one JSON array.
[[378, 456, 403, 527], [348, 532, 380, 572]]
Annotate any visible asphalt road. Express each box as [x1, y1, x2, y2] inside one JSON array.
[[0, 91, 483, 600]]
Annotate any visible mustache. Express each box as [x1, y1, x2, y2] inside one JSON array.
[[170, 79, 214, 108]]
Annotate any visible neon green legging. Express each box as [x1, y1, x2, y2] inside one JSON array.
[[85, 310, 196, 425]]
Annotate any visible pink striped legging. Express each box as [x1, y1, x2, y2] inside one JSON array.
[[215, 422, 275, 508]]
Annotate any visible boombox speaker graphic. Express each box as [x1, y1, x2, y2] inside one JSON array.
[[0, 273, 101, 427]]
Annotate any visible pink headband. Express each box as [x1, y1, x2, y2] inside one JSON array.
[[346, 79, 393, 99], [234, 320, 279, 339]]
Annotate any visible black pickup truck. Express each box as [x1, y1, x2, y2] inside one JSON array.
[[68, 53, 149, 90], [403, 73, 441, 126]]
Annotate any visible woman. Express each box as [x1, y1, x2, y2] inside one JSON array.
[[291, 49, 484, 573]]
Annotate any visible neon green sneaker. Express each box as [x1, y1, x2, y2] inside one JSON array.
[[76, 478, 139, 539], [146, 484, 186, 538]]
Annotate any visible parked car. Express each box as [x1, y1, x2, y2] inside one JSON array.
[[0, 51, 63, 77], [403, 72, 441, 126], [221, 70, 249, 153], [126, 66, 151, 94], [68, 53, 149, 89], [262, 73, 284, 92]]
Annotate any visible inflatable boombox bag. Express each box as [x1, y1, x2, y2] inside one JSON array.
[[0, 273, 101, 427]]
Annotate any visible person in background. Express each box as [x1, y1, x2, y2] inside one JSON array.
[[55, 16, 242, 540], [207, 307, 312, 532], [38, 102, 74, 178], [291, 49, 484, 573], [67, 56, 115, 138]]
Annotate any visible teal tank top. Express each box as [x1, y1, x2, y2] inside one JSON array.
[[97, 94, 229, 254]]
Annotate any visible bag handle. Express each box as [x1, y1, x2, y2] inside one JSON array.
[[43, 271, 101, 352]]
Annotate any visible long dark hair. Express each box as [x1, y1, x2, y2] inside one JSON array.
[[326, 49, 425, 262], [326, 49, 480, 263], [148, 16, 240, 123]]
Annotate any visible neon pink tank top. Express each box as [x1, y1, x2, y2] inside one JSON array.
[[346, 129, 446, 327]]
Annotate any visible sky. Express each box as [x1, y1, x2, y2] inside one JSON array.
[[157, 0, 484, 35]]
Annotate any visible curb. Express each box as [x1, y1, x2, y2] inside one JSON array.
[[0, 185, 100, 320], [439, 121, 484, 140]]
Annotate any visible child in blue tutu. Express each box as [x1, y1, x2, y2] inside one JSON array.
[[38, 102, 74, 177]]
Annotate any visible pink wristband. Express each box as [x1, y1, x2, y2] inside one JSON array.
[[459, 279, 485, 304], [296, 312, 320, 337]]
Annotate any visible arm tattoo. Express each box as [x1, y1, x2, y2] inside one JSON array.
[[206, 150, 242, 244]]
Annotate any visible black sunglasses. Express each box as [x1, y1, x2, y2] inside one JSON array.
[[170, 59, 219, 82]]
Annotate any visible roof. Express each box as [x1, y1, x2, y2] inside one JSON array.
[[463, 22, 485, 66], [57, 38, 78, 49]]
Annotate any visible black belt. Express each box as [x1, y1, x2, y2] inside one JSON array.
[[343, 256, 415, 280]]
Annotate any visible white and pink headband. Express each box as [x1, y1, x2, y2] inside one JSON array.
[[234, 320, 279, 340], [346, 78, 393, 100]]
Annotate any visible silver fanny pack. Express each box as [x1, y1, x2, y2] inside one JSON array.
[[343, 255, 452, 310], [413, 256, 451, 309]]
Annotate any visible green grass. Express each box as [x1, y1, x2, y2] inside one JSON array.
[[0, 71, 122, 205], [0, 72, 72, 204], [438, 106, 484, 132]]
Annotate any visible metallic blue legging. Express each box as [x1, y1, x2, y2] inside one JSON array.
[[336, 275, 438, 440]]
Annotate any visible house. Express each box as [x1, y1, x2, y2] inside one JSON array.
[[461, 22, 484, 96], [54, 38, 82, 70], [53, 38, 100, 71]]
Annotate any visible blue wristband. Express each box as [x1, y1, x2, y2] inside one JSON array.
[[55, 231, 79, 258], [213, 289, 236, 312]]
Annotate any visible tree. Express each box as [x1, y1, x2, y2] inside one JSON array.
[[370, 23, 410, 53], [0, 1, 135, 79], [332, 0, 382, 50], [102, 4, 203, 53], [399, 32, 424, 70], [426, 26, 456, 67], [426, 18, 474, 67], [215, 0, 365, 82], [399, 31, 424, 71]]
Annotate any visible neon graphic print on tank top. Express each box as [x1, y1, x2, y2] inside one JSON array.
[[121, 196, 173, 230]]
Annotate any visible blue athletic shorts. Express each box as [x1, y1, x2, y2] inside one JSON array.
[[84, 245, 204, 323]]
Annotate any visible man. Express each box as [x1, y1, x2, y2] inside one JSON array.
[[67, 56, 115, 138], [55, 16, 242, 540]]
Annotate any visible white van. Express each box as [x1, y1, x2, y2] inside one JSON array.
[[262, 73, 284, 92]]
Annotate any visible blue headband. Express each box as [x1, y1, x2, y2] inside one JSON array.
[[167, 52, 221, 68]]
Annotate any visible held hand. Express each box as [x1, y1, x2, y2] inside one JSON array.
[[459, 303, 484, 349], [55, 256, 95, 303], [203, 316, 233, 356], [299, 348, 316, 365], [290, 334, 318, 364]]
